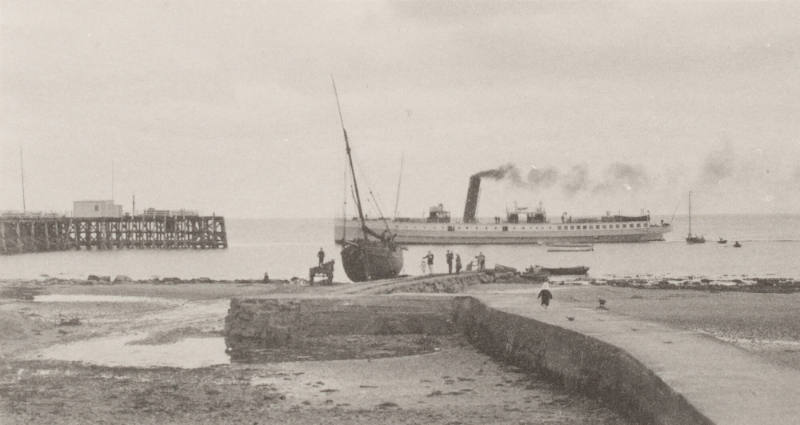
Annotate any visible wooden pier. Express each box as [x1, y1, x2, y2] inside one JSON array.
[[0, 215, 227, 255]]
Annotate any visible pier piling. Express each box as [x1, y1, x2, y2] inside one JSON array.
[[0, 215, 227, 255]]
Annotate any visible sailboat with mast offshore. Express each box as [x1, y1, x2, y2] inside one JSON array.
[[332, 79, 404, 282], [685, 191, 706, 244]]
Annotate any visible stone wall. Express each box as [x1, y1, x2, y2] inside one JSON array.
[[451, 296, 712, 425], [225, 295, 456, 346]]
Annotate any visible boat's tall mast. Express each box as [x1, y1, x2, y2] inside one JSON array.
[[331, 77, 368, 236], [688, 191, 692, 237], [342, 160, 348, 242]]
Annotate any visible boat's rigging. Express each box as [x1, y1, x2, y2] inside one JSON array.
[[367, 188, 392, 233], [332, 77, 405, 282], [332, 77, 392, 244], [342, 156, 348, 241], [332, 77, 367, 230], [668, 198, 681, 225]]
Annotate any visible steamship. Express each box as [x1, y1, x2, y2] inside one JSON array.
[[334, 175, 671, 245]]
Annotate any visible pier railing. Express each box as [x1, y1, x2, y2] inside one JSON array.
[[0, 215, 227, 255]]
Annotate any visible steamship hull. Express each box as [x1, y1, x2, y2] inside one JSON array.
[[335, 219, 670, 245], [340, 239, 404, 282]]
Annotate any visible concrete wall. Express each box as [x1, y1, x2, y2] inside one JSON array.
[[451, 296, 712, 425]]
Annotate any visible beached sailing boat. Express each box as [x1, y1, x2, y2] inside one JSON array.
[[332, 79, 404, 282], [685, 191, 706, 244]]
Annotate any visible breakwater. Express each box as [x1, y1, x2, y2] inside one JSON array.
[[225, 289, 709, 424], [452, 297, 710, 425], [0, 215, 227, 255]]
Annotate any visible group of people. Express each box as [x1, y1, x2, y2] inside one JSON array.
[[420, 250, 486, 275]]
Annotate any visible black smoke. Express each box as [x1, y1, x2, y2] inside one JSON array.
[[527, 166, 560, 188], [562, 164, 590, 195], [472, 162, 650, 196], [473, 163, 560, 190], [473, 163, 517, 180], [700, 142, 735, 184], [593, 162, 649, 193]]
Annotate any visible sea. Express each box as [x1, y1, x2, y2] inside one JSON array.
[[1, 214, 799, 281]]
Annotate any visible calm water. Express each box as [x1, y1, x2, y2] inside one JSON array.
[[1, 215, 799, 281]]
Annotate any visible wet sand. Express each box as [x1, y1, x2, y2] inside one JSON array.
[[0, 280, 630, 425]]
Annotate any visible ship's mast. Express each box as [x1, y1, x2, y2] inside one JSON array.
[[331, 77, 368, 237]]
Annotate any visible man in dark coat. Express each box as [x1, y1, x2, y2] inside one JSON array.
[[537, 281, 553, 310], [317, 248, 325, 266], [445, 250, 454, 274]]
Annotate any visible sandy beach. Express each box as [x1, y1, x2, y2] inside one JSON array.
[[1, 279, 630, 425]]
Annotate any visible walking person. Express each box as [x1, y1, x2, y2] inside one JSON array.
[[422, 251, 434, 275], [446, 250, 454, 274], [317, 247, 325, 266], [455, 254, 462, 274], [537, 281, 553, 310]]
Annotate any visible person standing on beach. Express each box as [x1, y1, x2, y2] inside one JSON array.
[[317, 248, 325, 266], [455, 254, 462, 274], [537, 281, 553, 310], [423, 251, 434, 274], [446, 250, 454, 274]]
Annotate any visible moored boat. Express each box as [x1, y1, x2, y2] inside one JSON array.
[[685, 191, 706, 244], [340, 239, 404, 282], [539, 266, 589, 275], [521, 266, 549, 282], [331, 79, 404, 282]]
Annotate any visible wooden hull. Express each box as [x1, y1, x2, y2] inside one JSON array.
[[521, 271, 549, 282], [340, 240, 404, 282], [540, 266, 589, 275]]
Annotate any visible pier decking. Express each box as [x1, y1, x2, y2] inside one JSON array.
[[0, 215, 227, 255]]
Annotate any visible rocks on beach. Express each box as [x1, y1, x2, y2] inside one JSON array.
[[591, 276, 800, 293]]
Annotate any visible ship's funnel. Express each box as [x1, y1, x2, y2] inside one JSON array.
[[463, 175, 481, 222]]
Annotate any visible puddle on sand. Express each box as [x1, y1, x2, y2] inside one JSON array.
[[33, 294, 183, 304], [37, 334, 229, 368]]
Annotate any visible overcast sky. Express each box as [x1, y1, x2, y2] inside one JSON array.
[[2, 1, 799, 218]]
